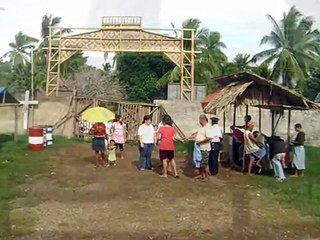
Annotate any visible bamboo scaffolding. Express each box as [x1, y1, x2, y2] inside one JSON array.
[[46, 17, 196, 101]]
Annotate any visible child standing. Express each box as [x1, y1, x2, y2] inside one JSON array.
[[108, 140, 117, 167]]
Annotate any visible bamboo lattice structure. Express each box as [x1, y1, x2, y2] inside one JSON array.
[[46, 16, 196, 101]]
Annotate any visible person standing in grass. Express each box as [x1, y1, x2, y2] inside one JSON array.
[[90, 122, 107, 168], [111, 114, 126, 160], [157, 115, 184, 178], [209, 116, 222, 176], [243, 122, 266, 176], [138, 115, 156, 170], [271, 153, 286, 182], [291, 123, 306, 177], [187, 114, 213, 182]]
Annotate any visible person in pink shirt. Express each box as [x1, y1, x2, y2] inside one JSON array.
[[157, 115, 184, 178], [111, 114, 126, 159]]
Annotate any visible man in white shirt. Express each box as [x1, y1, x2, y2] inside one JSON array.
[[209, 116, 222, 175], [187, 114, 213, 181]]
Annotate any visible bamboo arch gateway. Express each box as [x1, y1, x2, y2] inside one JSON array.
[[46, 16, 196, 101]]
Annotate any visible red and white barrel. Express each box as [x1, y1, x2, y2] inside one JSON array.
[[28, 126, 44, 151]]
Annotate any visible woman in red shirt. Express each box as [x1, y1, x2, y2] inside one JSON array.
[[90, 122, 107, 168], [157, 115, 184, 178]]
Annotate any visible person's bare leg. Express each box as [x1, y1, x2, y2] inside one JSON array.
[[94, 152, 100, 167], [256, 159, 262, 168], [247, 159, 254, 176], [170, 159, 179, 177], [194, 168, 203, 179], [204, 167, 210, 181], [160, 159, 168, 177], [101, 152, 107, 166], [200, 167, 206, 180], [168, 162, 172, 174]]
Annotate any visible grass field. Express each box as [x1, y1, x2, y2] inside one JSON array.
[[250, 146, 320, 221], [175, 141, 320, 221], [0, 137, 319, 238], [0, 135, 78, 237]]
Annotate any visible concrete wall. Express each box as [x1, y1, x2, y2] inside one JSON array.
[[0, 96, 74, 137], [1, 97, 319, 146]]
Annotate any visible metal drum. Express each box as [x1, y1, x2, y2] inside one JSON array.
[[28, 126, 44, 151]]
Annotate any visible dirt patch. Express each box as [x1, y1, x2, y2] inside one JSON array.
[[13, 143, 320, 239]]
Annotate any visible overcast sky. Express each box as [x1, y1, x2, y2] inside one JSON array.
[[1, 0, 320, 67]]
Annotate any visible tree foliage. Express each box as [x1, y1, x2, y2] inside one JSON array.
[[63, 66, 125, 99], [116, 53, 175, 102], [254, 6, 320, 90]]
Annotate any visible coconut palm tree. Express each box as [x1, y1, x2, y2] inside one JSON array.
[[159, 18, 227, 86], [253, 6, 320, 89], [40, 14, 71, 47], [1, 31, 38, 66]]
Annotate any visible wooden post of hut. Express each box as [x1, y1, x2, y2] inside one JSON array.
[[14, 105, 18, 141], [223, 111, 226, 133], [258, 108, 262, 132], [286, 109, 292, 162]]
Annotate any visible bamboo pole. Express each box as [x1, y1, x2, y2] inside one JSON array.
[[287, 110, 292, 143], [259, 108, 262, 132], [190, 29, 195, 101], [271, 110, 275, 136], [14, 105, 18, 142], [223, 111, 226, 134], [245, 105, 249, 128], [180, 30, 184, 100]]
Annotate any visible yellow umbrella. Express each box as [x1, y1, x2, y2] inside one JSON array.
[[81, 107, 115, 123]]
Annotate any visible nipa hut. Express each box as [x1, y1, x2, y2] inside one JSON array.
[[204, 72, 319, 113], [203, 72, 320, 169]]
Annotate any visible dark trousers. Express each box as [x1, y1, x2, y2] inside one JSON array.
[[139, 143, 153, 169], [209, 142, 220, 175]]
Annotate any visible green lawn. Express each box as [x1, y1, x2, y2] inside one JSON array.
[[250, 147, 320, 221], [0, 137, 319, 237], [0, 135, 79, 238], [176, 141, 320, 221]]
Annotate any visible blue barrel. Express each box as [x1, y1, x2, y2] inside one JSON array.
[[45, 125, 53, 146]]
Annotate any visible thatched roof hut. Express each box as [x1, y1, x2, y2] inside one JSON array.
[[204, 72, 320, 114]]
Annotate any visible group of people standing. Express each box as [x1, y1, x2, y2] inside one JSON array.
[[90, 113, 223, 181], [137, 113, 223, 180], [234, 115, 306, 181], [89, 112, 306, 182], [90, 114, 126, 167], [137, 114, 182, 177]]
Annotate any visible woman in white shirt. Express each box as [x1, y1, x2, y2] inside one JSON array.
[[138, 115, 156, 170]]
